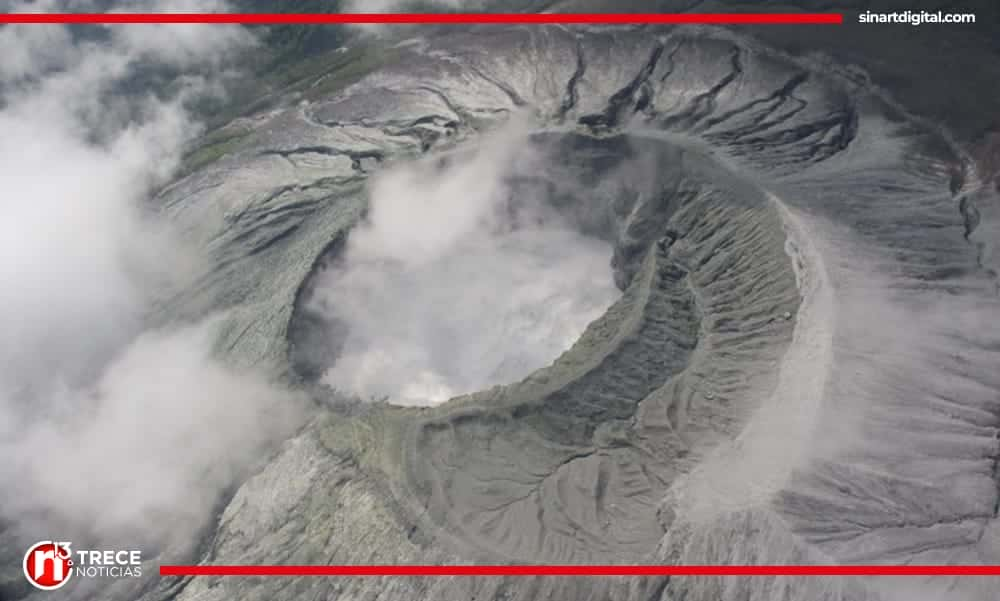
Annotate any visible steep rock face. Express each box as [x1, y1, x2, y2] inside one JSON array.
[[137, 25, 997, 601]]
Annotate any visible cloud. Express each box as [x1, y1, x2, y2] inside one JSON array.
[[0, 0, 302, 559], [1, 323, 304, 549]]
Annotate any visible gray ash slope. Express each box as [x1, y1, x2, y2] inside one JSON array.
[[135, 25, 998, 601]]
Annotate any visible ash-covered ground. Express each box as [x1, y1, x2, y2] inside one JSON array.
[[1, 2, 998, 601]]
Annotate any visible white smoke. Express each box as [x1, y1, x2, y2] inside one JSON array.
[[0, 1, 304, 556], [311, 120, 619, 406]]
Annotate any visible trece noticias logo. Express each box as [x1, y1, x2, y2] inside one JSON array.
[[23, 541, 143, 591]]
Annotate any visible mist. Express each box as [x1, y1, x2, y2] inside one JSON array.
[[0, 0, 304, 559], [309, 121, 619, 406]]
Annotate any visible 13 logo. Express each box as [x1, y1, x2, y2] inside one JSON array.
[[23, 541, 73, 591]]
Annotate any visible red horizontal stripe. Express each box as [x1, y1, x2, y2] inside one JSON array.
[[160, 565, 1000, 577], [0, 13, 842, 25]]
